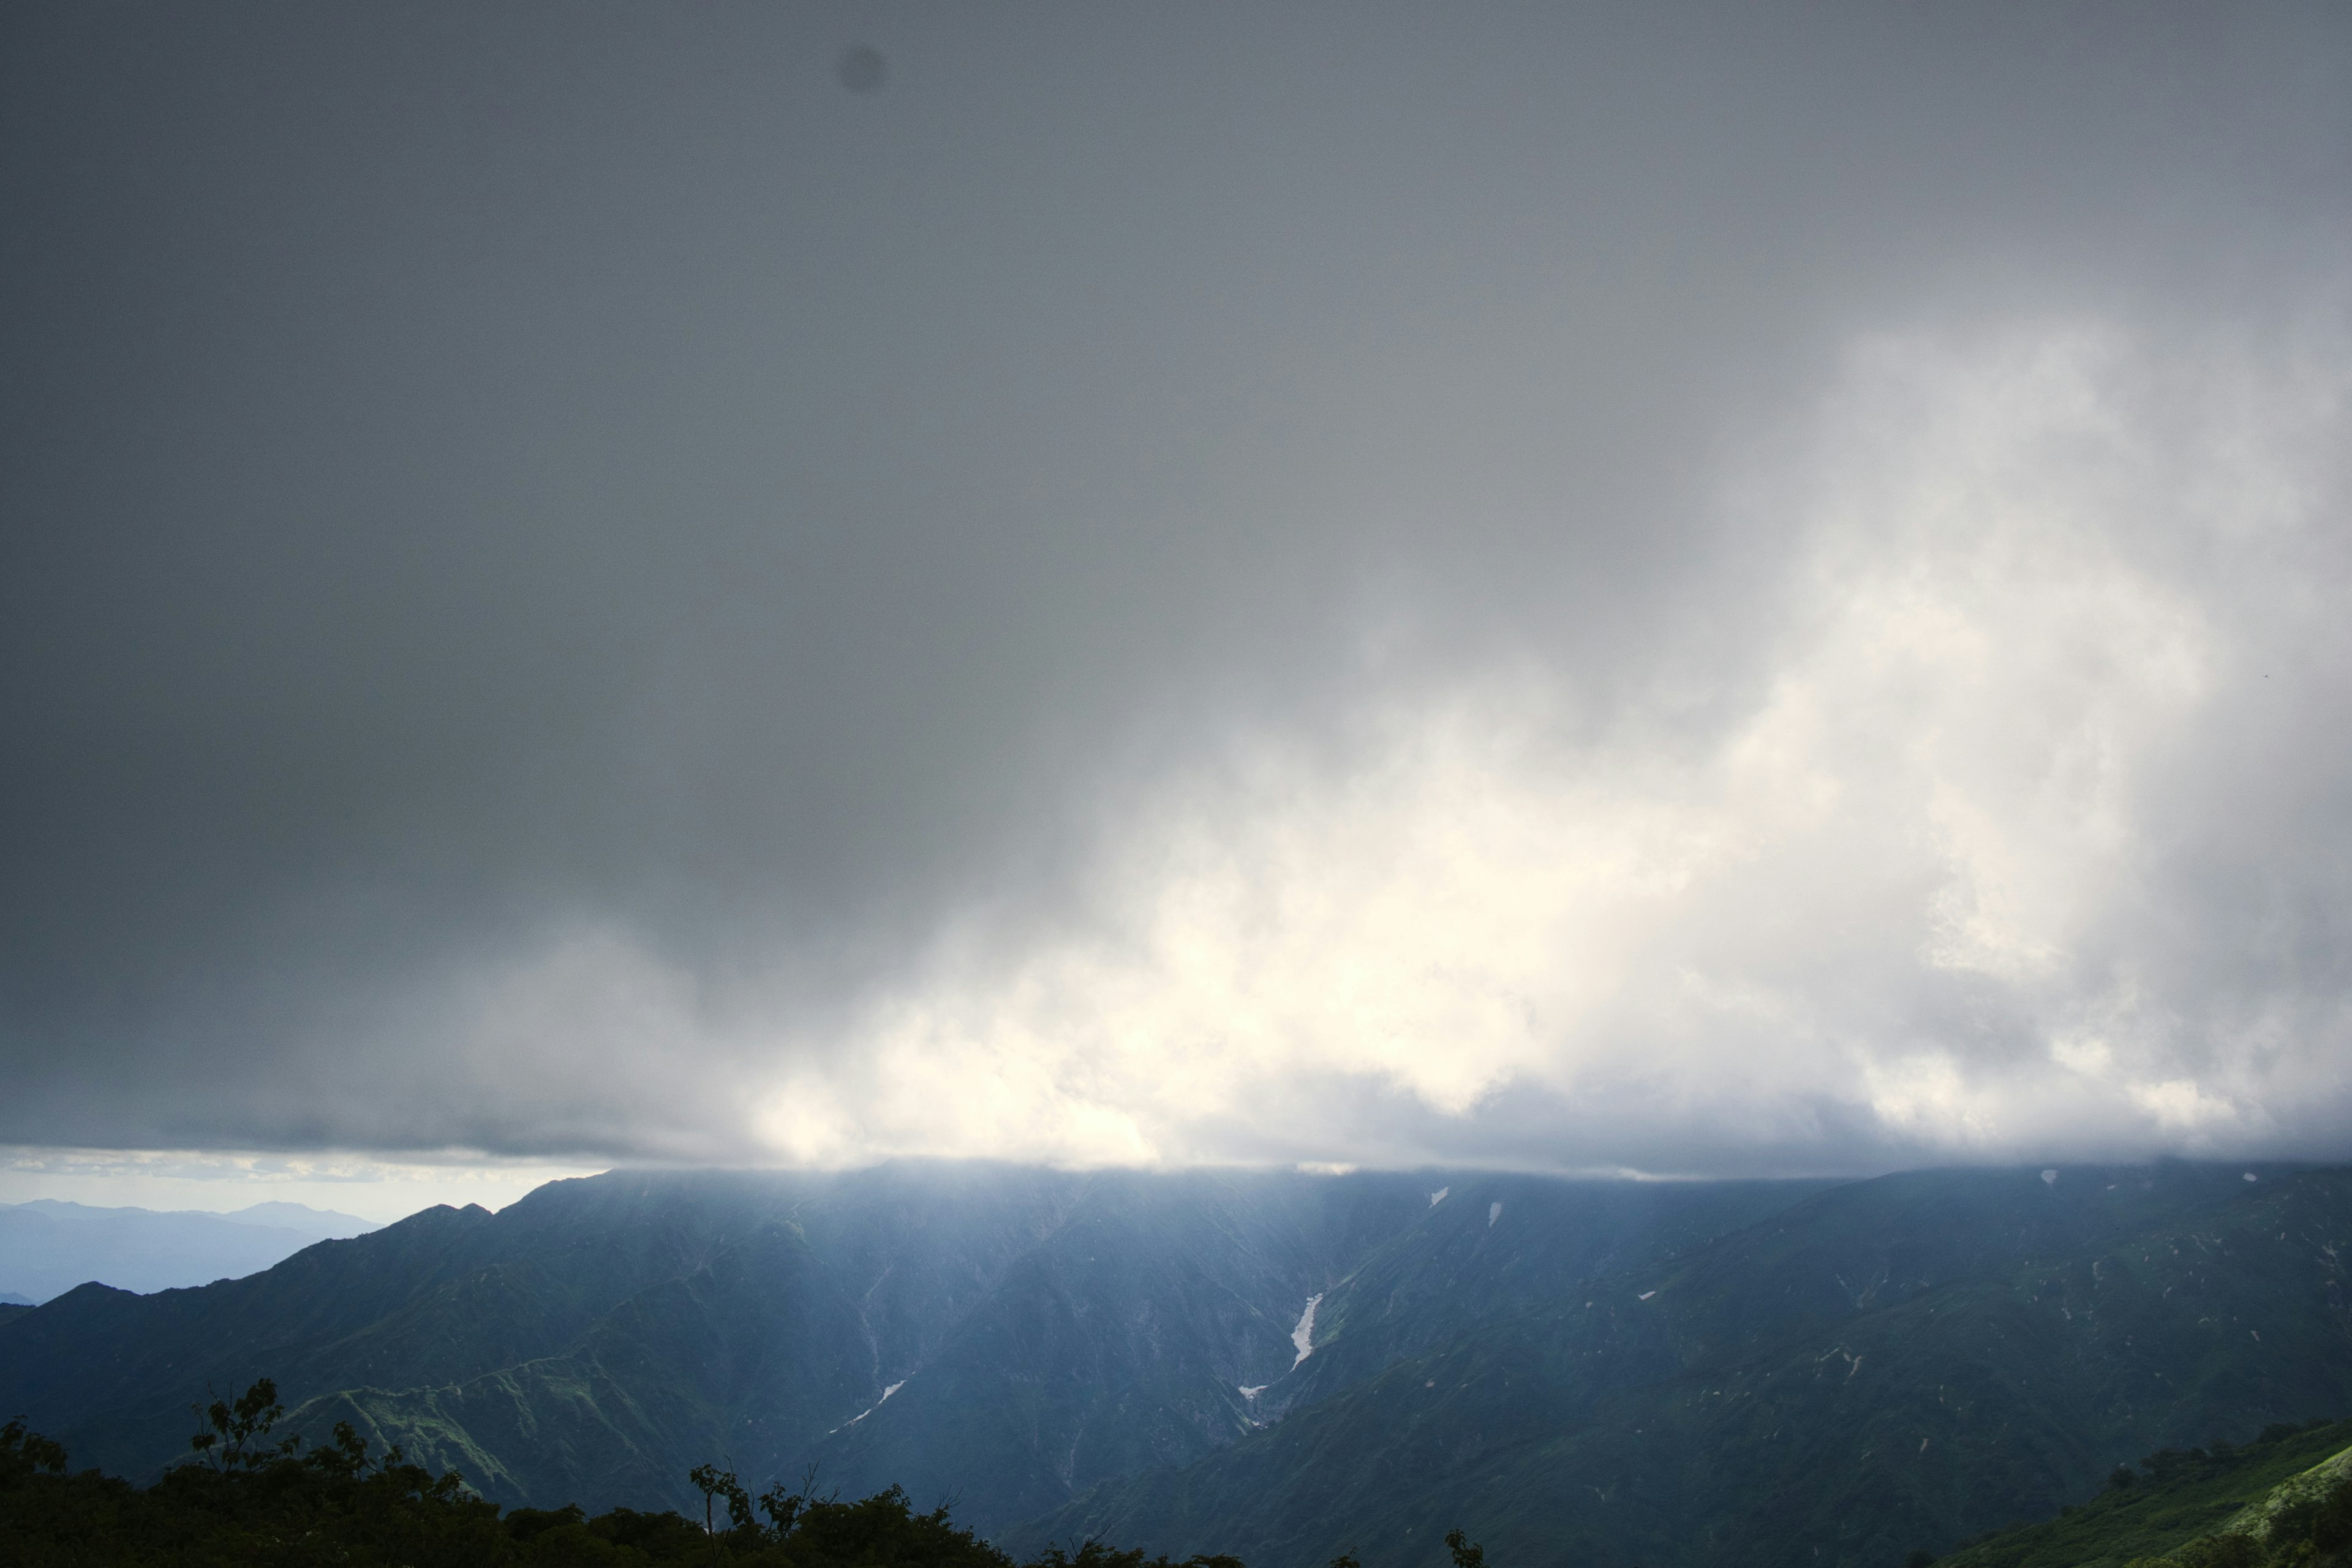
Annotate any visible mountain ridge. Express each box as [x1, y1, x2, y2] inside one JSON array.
[[3, 1161, 2347, 1568], [0, 1197, 380, 1303]]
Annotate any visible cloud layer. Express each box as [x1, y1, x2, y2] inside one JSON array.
[[3, 4, 2350, 1175], [707, 322, 2352, 1172]]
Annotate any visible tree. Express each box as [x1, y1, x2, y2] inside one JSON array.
[[1, 1415, 68, 1485], [689, 1460, 755, 1536], [185, 1376, 298, 1472]]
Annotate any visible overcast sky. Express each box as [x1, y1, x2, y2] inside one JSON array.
[[6, 2, 2351, 1205]]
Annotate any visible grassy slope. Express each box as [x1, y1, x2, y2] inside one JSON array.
[[1936, 1422, 2352, 1568]]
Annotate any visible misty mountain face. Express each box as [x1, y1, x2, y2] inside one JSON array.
[[0, 1166, 1814, 1525], [1021, 1166, 2352, 1568], [0, 1199, 379, 1303], [1, 1164, 2348, 1568]]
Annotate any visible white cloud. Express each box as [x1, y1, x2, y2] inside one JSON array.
[[462, 314, 2352, 1176]]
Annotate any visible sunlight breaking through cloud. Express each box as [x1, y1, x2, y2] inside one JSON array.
[[729, 320, 2352, 1172]]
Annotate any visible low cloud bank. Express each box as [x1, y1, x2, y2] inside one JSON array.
[[503, 321, 2352, 1174]]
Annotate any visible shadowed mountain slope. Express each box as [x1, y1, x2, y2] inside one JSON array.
[[0, 1163, 1825, 1533], [1016, 1166, 2352, 1568], [6, 1162, 2348, 1568]]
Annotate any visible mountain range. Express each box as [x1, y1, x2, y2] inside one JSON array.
[[0, 1199, 380, 1303], [0, 1161, 2346, 1568]]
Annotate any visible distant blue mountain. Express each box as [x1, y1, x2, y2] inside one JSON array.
[[0, 1198, 379, 1303]]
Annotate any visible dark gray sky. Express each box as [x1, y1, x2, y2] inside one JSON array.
[[6, 2, 2351, 1180]]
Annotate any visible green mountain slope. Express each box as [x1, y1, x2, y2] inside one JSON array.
[[1935, 1420, 2352, 1568]]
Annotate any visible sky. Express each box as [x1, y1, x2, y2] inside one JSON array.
[[5, 2, 2352, 1218]]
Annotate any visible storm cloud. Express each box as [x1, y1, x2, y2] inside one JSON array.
[[4, 3, 2350, 1175]]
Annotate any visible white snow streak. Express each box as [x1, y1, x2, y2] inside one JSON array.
[[1291, 1293, 1324, 1366], [832, 1379, 908, 1433]]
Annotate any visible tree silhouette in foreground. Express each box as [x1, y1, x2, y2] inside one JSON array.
[[4, 1377, 1496, 1567]]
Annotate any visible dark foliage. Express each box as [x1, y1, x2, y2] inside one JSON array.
[[0, 1381, 1326, 1567], [3, 1384, 508, 1566]]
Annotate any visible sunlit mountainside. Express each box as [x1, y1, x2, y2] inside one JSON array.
[[1938, 1417, 2352, 1568]]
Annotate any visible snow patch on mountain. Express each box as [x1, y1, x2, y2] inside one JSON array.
[[832, 1379, 907, 1433], [1291, 1293, 1323, 1366]]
